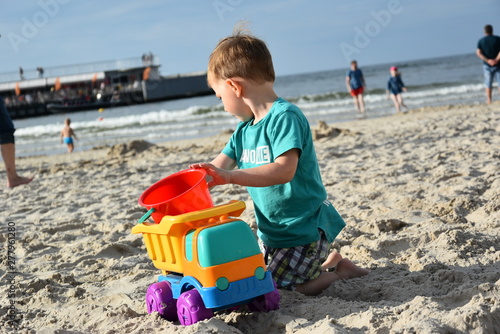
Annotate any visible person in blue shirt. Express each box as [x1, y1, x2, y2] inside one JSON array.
[[386, 66, 408, 113], [190, 26, 369, 296], [345, 60, 366, 117], [476, 24, 500, 104]]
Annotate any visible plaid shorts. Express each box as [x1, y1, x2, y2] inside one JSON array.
[[262, 230, 330, 290]]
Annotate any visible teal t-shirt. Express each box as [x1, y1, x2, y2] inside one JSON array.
[[222, 98, 346, 248]]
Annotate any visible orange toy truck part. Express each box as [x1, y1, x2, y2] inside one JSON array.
[[131, 201, 252, 278]]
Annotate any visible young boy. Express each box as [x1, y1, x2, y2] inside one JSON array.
[[190, 28, 369, 296], [386, 66, 408, 113], [60, 118, 78, 153], [345, 60, 366, 117]]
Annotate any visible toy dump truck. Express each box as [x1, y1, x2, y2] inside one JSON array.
[[132, 200, 280, 326]]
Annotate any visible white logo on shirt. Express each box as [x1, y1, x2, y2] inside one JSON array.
[[240, 146, 271, 164]]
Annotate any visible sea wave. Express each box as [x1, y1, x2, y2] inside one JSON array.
[[15, 104, 228, 139], [12, 78, 486, 157]]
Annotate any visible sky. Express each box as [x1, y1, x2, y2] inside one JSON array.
[[1, 0, 499, 78]]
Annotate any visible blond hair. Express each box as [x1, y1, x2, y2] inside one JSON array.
[[208, 25, 275, 84]]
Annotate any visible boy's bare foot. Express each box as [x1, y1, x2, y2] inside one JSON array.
[[335, 258, 370, 279], [295, 258, 370, 296], [322, 251, 343, 271], [7, 176, 33, 188]]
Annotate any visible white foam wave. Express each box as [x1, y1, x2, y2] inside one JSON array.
[[11, 81, 486, 158]]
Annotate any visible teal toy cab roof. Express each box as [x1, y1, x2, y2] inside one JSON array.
[[186, 220, 261, 268]]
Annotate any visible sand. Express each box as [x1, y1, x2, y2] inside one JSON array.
[[1, 102, 499, 333]]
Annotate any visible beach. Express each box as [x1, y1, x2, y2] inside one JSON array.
[[1, 102, 499, 333]]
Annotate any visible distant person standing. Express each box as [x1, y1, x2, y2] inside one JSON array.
[[37, 67, 44, 78], [386, 66, 408, 113], [19, 67, 24, 80], [345, 60, 366, 117], [476, 24, 500, 104], [60, 118, 78, 153]]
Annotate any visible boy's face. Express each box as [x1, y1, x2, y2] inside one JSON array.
[[209, 77, 252, 122]]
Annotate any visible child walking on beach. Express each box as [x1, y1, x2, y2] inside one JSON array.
[[386, 66, 408, 113], [190, 26, 369, 296], [346, 60, 367, 118], [60, 118, 78, 153]]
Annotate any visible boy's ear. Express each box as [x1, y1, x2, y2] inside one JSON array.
[[225, 78, 243, 97]]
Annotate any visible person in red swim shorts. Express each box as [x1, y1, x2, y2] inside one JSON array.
[[345, 60, 367, 118]]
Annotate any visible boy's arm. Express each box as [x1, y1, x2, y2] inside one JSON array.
[[211, 152, 236, 170], [345, 76, 351, 92], [191, 149, 299, 188], [231, 148, 299, 186], [190, 152, 236, 188]]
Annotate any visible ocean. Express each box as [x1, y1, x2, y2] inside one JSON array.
[[9, 53, 488, 158]]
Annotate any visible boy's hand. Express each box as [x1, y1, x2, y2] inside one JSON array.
[[189, 163, 230, 188]]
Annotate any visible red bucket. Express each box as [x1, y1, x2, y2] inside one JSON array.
[[138, 169, 213, 223]]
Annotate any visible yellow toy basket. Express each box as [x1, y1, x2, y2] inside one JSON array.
[[132, 200, 246, 275]]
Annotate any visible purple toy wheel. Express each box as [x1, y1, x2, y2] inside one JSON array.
[[248, 281, 280, 312], [176, 289, 213, 326], [146, 281, 178, 321]]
